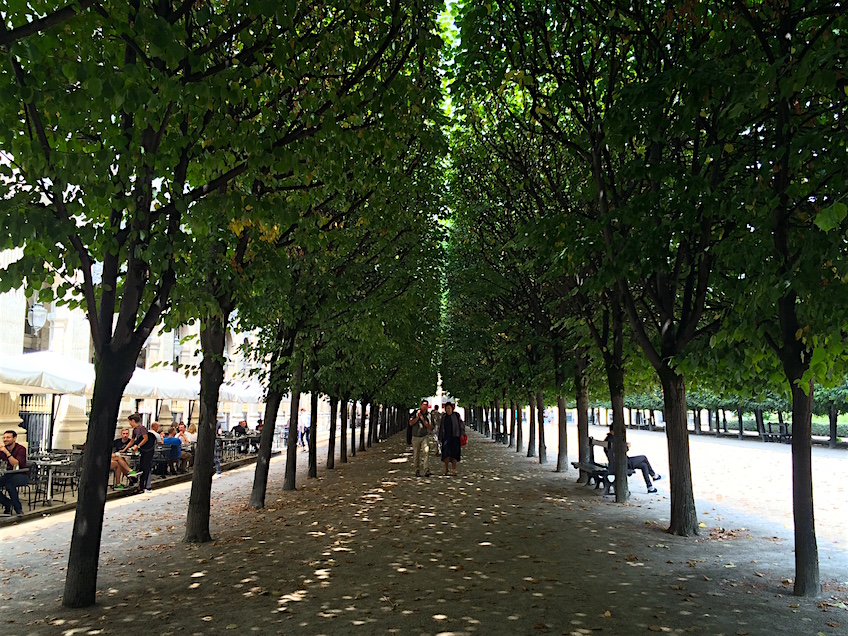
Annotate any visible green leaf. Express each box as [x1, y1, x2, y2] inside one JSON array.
[[814, 202, 847, 232]]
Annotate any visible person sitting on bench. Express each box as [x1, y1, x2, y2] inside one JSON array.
[[604, 426, 662, 493]]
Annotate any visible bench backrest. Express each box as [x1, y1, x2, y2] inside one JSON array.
[[588, 437, 608, 465]]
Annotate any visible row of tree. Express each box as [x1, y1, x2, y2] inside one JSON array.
[[1, 1, 444, 608], [442, 0, 848, 598]]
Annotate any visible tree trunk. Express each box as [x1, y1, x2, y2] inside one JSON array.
[[721, 409, 727, 434], [527, 394, 537, 458], [508, 401, 516, 448], [327, 395, 338, 469], [707, 409, 713, 433], [340, 397, 349, 463], [367, 400, 376, 447], [755, 408, 766, 440], [657, 367, 699, 536], [606, 358, 629, 503], [829, 405, 838, 450], [555, 395, 567, 472], [184, 311, 229, 543], [778, 410, 787, 438], [380, 404, 388, 440], [250, 337, 294, 509], [575, 353, 590, 483], [283, 357, 304, 490], [515, 404, 523, 452], [358, 398, 367, 452], [789, 379, 820, 596], [350, 401, 357, 457], [250, 385, 282, 508], [308, 388, 318, 478], [693, 409, 701, 434], [62, 350, 136, 608], [737, 405, 744, 439], [536, 390, 547, 465]]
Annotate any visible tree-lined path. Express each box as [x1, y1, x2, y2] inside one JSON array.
[[2, 431, 845, 635]]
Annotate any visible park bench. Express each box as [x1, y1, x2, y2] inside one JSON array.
[[571, 437, 634, 496], [763, 421, 792, 444]]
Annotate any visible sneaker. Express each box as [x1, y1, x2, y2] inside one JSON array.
[[126, 470, 138, 477], [647, 486, 658, 494], [145, 488, 153, 493], [114, 484, 127, 490], [653, 474, 662, 481]]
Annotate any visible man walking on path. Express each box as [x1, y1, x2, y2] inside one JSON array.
[[408, 400, 434, 477], [431, 404, 442, 455]]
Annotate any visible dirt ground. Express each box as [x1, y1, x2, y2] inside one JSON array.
[[1, 429, 846, 636]]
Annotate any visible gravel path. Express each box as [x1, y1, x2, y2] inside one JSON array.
[[1, 430, 846, 636]]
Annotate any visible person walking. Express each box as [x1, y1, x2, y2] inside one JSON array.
[[408, 399, 434, 477], [298, 408, 310, 450], [431, 404, 442, 456], [439, 402, 465, 476]]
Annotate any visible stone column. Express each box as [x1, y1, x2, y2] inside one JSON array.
[[157, 401, 174, 426], [53, 397, 89, 448]]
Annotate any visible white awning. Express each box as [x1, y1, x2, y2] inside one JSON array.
[[0, 351, 93, 396], [126, 368, 200, 400], [1, 351, 257, 404], [220, 380, 264, 404]]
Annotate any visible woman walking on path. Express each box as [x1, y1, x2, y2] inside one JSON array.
[[439, 402, 465, 476]]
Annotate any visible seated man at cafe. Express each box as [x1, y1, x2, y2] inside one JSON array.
[[0, 430, 28, 516], [149, 421, 162, 444], [176, 423, 194, 469], [232, 419, 249, 453], [162, 427, 182, 475], [233, 420, 248, 436], [111, 427, 137, 489]]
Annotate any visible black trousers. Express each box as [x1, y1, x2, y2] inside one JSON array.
[[138, 450, 154, 491], [627, 455, 655, 487]]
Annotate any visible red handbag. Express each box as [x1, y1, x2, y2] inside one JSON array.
[[460, 434, 468, 447]]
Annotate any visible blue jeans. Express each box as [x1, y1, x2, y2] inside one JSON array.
[[0, 472, 29, 514]]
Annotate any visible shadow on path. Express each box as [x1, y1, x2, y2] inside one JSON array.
[[1, 431, 845, 635]]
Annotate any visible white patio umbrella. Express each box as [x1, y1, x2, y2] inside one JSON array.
[[0, 350, 94, 396], [126, 368, 200, 400], [220, 380, 264, 403]]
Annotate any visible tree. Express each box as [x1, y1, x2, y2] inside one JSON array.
[[0, 0, 446, 606]]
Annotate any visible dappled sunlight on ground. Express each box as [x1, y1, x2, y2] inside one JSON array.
[[0, 432, 845, 635]]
